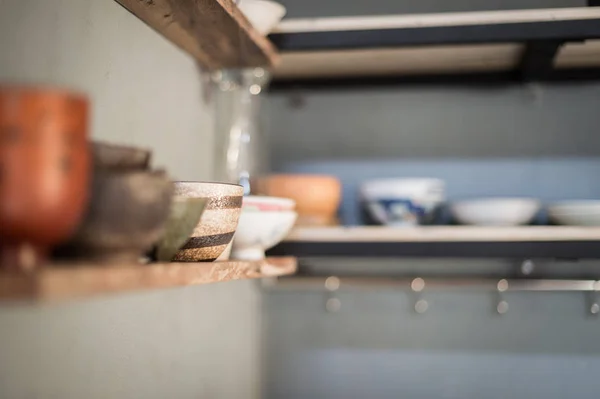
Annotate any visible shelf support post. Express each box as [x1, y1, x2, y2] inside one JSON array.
[[519, 40, 565, 82]]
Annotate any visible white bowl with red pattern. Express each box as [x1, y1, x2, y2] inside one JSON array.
[[242, 196, 295, 212], [232, 210, 297, 260], [233, 196, 297, 260]]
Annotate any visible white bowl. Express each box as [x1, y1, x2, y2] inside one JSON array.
[[232, 210, 297, 260], [548, 201, 600, 226], [361, 178, 445, 226], [238, 0, 286, 35], [451, 198, 541, 226], [242, 195, 295, 212]]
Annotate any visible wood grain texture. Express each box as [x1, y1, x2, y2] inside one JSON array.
[[114, 0, 279, 69], [284, 226, 600, 243], [0, 257, 296, 301]]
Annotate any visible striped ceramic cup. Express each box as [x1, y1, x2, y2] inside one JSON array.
[[172, 182, 243, 262]]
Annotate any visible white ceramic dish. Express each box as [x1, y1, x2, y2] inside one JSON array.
[[238, 0, 286, 35], [242, 195, 295, 212], [232, 210, 297, 260], [361, 178, 445, 226], [451, 198, 541, 226], [548, 201, 600, 226]]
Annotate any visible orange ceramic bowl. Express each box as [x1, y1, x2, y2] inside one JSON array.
[[260, 174, 341, 226], [0, 86, 90, 270]]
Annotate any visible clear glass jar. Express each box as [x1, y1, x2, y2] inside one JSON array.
[[212, 68, 270, 195]]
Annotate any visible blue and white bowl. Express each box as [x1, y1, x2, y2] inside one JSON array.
[[361, 178, 445, 226]]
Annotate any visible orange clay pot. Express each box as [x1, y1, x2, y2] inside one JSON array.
[[0, 86, 90, 271], [260, 174, 341, 226]]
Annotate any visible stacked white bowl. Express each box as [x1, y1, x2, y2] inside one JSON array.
[[548, 201, 600, 226], [231, 196, 297, 260], [237, 0, 286, 35]]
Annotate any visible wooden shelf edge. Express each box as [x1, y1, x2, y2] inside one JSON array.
[[284, 226, 600, 243], [270, 7, 600, 82], [273, 7, 600, 34], [0, 257, 297, 302], [115, 0, 279, 69], [271, 228, 600, 258]]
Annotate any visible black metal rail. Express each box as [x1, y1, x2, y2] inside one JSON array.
[[268, 68, 600, 91], [268, 240, 600, 259], [269, 19, 600, 52]]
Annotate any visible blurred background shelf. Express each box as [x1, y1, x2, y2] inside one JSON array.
[[268, 227, 600, 259], [0, 257, 297, 302], [269, 7, 600, 88], [115, 0, 279, 69]]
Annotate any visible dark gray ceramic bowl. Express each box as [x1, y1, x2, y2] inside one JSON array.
[[56, 169, 173, 263], [92, 141, 151, 170]]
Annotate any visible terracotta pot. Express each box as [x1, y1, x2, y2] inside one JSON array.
[[260, 174, 341, 226], [0, 86, 90, 271]]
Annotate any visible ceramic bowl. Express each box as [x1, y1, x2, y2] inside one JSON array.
[[451, 198, 541, 226], [0, 86, 90, 271], [92, 141, 151, 170], [238, 0, 286, 35], [548, 201, 600, 226], [232, 210, 297, 260], [154, 197, 207, 262], [243, 195, 295, 212], [172, 182, 244, 262], [261, 174, 341, 226], [361, 178, 445, 226], [55, 169, 173, 263]]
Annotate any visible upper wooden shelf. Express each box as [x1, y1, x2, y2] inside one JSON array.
[[0, 257, 296, 302], [268, 226, 600, 259], [268, 7, 600, 86], [115, 0, 279, 69]]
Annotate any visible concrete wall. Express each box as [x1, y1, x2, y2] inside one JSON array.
[[0, 1, 259, 398], [268, 84, 600, 163], [264, 285, 600, 399]]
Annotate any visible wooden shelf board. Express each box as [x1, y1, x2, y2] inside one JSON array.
[[269, 227, 600, 259], [556, 40, 600, 68], [273, 43, 522, 79], [272, 40, 600, 80], [0, 257, 296, 302], [273, 7, 600, 34], [284, 226, 600, 243], [269, 7, 600, 81], [115, 0, 279, 69]]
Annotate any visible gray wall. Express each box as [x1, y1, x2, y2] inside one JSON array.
[[268, 84, 600, 163], [264, 285, 600, 399], [0, 1, 260, 398]]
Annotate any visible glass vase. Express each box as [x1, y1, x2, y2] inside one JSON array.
[[212, 68, 270, 195]]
